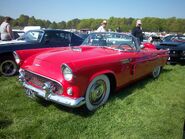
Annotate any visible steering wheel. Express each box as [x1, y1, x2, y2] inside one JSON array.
[[117, 43, 134, 51]]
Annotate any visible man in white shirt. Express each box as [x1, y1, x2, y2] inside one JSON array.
[[96, 20, 107, 32]]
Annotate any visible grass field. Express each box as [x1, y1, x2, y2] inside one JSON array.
[[0, 65, 185, 139]]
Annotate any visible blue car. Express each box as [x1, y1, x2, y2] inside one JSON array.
[[156, 34, 185, 64], [0, 29, 83, 76]]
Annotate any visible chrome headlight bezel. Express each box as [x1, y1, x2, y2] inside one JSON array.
[[13, 51, 21, 64], [61, 64, 73, 81]]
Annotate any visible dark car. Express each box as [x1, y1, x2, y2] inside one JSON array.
[[0, 29, 83, 76], [76, 33, 89, 40], [156, 34, 185, 64], [12, 30, 25, 39]]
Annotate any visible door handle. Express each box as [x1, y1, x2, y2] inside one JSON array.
[[120, 58, 132, 64]]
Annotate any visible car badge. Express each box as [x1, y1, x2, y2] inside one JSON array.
[[34, 64, 40, 67]]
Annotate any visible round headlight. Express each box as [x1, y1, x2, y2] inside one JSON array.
[[61, 64, 73, 81]]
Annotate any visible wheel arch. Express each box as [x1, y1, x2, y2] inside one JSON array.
[[0, 52, 15, 62], [88, 70, 117, 94]]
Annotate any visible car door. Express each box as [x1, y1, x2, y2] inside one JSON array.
[[131, 49, 158, 80], [42, 31, 70, 47]]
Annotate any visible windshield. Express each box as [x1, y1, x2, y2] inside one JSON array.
[[17, 31, 44, 42], [82, 32, 137, 50]]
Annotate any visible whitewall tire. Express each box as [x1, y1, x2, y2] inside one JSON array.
[[152, 66, 161, 78], [85, 75, 110, 111]]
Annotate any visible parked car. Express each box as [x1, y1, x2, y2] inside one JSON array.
[[0, 29, 83, 76], [19, 32, 168, 111], [75, 32, 89, 40], [12, 29, 25, 39], [156, 34, 185, 64]]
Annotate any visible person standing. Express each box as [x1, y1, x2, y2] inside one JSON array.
[[96, 20, 107, 32], [0, 16, 14, 41], [132, 19, 143, 44]]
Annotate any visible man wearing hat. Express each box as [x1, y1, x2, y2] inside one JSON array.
[[132, 19, 143, 44], [96, 20, 107, 32], [0, 16, 14, 41]]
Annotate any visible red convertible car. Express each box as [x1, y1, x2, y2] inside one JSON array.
[[19, 32, 168, 111]]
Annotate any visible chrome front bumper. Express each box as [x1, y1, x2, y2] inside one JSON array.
[[19, 70, 85, 108], [22, 82, 85, 108]]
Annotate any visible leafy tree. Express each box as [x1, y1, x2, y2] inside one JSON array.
[[49, 21, 58, 29], [44, 20, 52, 28], [17, 14, 29, 26], [58, 21, 66, 29], [77, 19, 93, 30], [28, 16, 37, 26], [1, 14, 185, 33], [66, 18, 80, 29]]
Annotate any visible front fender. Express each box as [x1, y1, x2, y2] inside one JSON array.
[[88, 70, 116, 84]]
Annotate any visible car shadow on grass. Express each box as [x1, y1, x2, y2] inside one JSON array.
[[36, 67, 172, 117], [35, 95, 94, 117], [0, 112, 13, 129], [110, 67, 172, 100], [35, 97, 53, 107]]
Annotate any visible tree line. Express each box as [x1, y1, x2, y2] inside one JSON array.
[[0, 14, 185, 33]]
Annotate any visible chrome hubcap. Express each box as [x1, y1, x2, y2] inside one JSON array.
[[89, 80, 106, 105], [153, 66, 160, 78]]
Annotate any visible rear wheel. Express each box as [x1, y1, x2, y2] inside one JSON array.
[[85, 75, 110, 111], [0, 59, 18, 76], [152, 66, 161, 78]]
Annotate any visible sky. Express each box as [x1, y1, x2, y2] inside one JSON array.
[[1, 0, 185, 22]]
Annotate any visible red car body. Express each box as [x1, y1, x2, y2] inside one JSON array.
[[15, 47, 69, 66], [19, 32, 169, 111]]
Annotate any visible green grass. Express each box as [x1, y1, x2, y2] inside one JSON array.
[[0, 65, 185, 139]]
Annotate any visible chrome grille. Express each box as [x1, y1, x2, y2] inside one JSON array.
[[24, 70, 63, 95]]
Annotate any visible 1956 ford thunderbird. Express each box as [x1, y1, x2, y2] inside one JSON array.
[[18, 32, 169, 111]]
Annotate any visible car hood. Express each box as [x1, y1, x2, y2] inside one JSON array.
[[169, 43, 185, 50], [156, 42, 182, 49], [24, 46, 131, 75], [34, 46, 122, 64]]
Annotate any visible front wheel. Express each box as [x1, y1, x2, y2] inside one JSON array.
[[0, 59, 18, 76], [85, 75, 110, 111], [152, 66, 161, 78]]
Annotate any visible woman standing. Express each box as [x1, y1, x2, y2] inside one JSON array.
[[0, 16, 14, 41]]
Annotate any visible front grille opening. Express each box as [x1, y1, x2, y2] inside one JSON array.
[[24, 70, 63, 95]]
